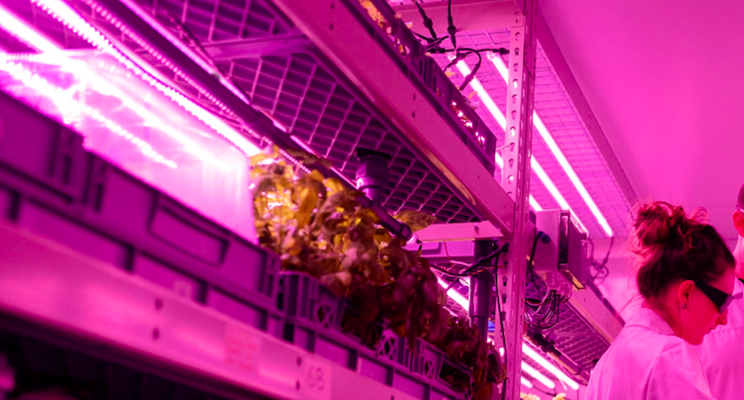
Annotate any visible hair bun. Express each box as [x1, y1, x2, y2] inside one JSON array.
[[633, 202, 704, 252]]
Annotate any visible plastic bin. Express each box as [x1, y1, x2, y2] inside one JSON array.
[[277, 271, 469, 399], [0, 91, 282, 337]]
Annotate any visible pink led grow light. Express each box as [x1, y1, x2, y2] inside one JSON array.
[[489, 55, 613, 236], [30, 0, 260, 158], [0, 3, 59, 53], [521, 376, 534, 388], [0, 5, 259, 242], [521, 361, 556, 389], [437, 278, 469, 310], [457, 60, 583, 220], [522, 342, 579, 390], [0, 60, 177, 169]]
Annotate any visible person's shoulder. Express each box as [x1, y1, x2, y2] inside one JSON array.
[[655, 337, 701, 365]]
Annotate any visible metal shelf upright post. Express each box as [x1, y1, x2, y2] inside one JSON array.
[[499, 0, 538, 398]]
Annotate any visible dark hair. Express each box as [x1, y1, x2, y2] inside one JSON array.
[[633, 201, 735, 299], [738, 183, 744, 209]]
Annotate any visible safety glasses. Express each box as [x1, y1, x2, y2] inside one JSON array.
[[693, 279, 734, 313]]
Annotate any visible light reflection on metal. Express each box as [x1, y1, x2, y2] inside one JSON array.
[[490, 55, 612, 236]]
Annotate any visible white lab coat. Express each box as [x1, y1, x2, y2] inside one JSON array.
[[585, 307, 715, 400], [694, 279, 744, 400]]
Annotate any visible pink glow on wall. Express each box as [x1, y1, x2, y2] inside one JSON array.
[[490, 55, 612, 236], [521, 376, 534, 388]]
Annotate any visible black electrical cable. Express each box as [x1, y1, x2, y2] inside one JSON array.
[[589, 236, 613, 284], [458, 50, 482, 91], [525, 232, 548, 302], [413, 0, 437, 41], [447, 0, 456, 49], [432, 264, 490, 277], [493, 262, 508, 400]]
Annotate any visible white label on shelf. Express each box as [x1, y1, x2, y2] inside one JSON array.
[[224, 324, 262, 375], [301, 357, 331, 400]]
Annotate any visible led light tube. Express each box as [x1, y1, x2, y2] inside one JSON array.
[[522, 343, 579, 390], [521, 376, 534, 389], [489, 54, 612, 236], [0, 9, 233, 170], [31, 0, 261, 158], [0, 3, 60, 53], [0, 60, 177, 168], [455, 60, 579, 220], [437, 278, 469, 310], [521, 361, 556, 389]]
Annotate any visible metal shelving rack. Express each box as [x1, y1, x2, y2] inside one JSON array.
[[0, 221, 419, 400], [0, 0, 634, 398]]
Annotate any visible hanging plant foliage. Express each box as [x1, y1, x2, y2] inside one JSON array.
[[251, 151, 505, 399]]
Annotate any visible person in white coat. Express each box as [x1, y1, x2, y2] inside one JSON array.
[[586, 201, 735, 400], [694, 185, 744, 399]]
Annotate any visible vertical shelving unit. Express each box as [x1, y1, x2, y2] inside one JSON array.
[[0, 0, 633, 398]]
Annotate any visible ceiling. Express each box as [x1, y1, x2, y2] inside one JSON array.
[[538, 0, 744, 244]]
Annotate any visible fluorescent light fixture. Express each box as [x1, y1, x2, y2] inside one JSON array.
[[0, 3, 60, 53], [489, 55, 613, 236], [437, 278, 469, 310], [522, 343, 579, 391], [521, 361, 556, 389], [521, 376, 534, 389], [31, 0, 261, 158]]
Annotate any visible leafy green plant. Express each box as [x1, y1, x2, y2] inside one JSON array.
[[251, 151, 505, 399]]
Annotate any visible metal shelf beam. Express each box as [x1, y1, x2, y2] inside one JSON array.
[[0, 221, 418, 400], [269, 0, 517, 236], [393, 0, 520, 36]]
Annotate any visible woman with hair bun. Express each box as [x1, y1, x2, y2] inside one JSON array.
[[585, 201, 735, 400]]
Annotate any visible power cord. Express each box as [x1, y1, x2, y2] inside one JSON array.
[[447, 0, 456, 49], [588, 236, 613, 284]]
